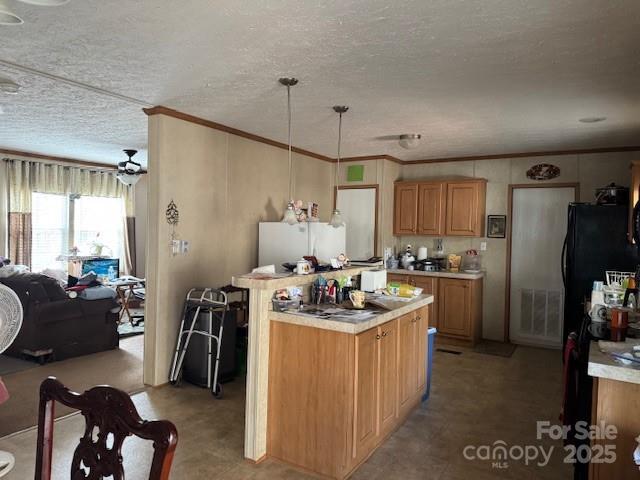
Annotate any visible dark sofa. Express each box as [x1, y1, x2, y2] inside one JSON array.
[[0, 273, 119, 363]]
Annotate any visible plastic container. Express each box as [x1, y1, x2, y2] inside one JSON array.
[[422, 327, 437, 402], [272, 298, 301, 312]]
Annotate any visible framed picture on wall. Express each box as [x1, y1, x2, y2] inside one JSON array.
[[487, 215, 507, 238]]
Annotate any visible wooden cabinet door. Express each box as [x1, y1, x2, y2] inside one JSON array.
[[353, 327, 379, 460], [417, 182, 445, 235], [387, 273, 408, 284], [411, 276, 438, 330], [378, 320, 398, 436], [394, 184, 418, 235], [416, 306, 429, 393], [438, 278, 472, 337], [398, 312, 417, 416], [445, 181, 485, 236]]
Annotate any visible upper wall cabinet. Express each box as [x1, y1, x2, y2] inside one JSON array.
[[393, 183, 419, 235], [393, 178, 487, 237], [417, 182, 446, 235]]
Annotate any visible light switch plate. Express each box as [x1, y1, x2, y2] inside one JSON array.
[[480, 241, 487, 251]]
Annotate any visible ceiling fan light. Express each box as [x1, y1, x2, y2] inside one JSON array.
[[399, 134, 421, 150], [0, 1, 23, 25], [0, 79, 20, 94], [117, 172, 141, 186]]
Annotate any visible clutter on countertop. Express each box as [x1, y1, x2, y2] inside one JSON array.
[[447, 254, 462, 272]]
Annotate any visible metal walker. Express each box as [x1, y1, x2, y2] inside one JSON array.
[[169, 288, 227, 398]]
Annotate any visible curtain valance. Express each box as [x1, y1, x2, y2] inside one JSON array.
[[5, 159, 131, 213]]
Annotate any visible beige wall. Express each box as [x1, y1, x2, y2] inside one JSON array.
[[336, 159, 402, 255], [398, 151, 635, 341], [144, 114, 332, 385]]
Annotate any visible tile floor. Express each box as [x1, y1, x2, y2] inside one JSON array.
[[0, 343, 571, 479]]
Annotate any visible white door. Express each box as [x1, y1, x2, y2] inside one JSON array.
[[509, 187, 574, 348], [336, 188, 377, 260]]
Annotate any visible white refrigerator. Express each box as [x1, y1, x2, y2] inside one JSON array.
[[258, 222, 347, 271]]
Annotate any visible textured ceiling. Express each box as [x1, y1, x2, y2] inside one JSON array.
[[0, 0, 639, 165]]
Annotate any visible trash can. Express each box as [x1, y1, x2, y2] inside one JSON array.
[[422, 327, 437, 402]]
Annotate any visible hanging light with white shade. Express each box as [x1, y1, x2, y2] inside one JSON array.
[[329, 105, 348, 228], [279, 77, 299, 225]]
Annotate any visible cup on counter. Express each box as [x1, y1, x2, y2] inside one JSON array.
[[349, 290, 366, 309], [296, 260, 311, 275], [610, 308, 629, 342]]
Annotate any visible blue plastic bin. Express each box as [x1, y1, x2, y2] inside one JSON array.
[[422, 327, 437, 402]]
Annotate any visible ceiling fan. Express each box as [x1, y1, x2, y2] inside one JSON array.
[[117, 149, 146, 186], [373, 134, 422, 150], [0, 282, 24, 477]]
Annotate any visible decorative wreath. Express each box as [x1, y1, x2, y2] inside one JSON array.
[[526, 163, 560, 181]]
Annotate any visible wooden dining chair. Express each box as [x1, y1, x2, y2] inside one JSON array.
[[35, 377, 178, 480]]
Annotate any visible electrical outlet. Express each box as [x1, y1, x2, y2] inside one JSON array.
[[480, 241, 487, 251]]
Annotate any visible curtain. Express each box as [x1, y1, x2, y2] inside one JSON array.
[[8, 213, 31, 267], [7, 160, 32, 266], [4, 158, 134, 271]]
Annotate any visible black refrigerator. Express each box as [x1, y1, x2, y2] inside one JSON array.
[[562, 203, 638, 341], [561, 203, 638, 480]]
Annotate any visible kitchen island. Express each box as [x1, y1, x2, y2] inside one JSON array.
[[232, 268, 433, 479]]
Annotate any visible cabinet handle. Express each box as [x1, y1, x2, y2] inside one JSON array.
[[416, 316, 421, 321], [376, 334, 381, 340], [382, 331, 388, 337]]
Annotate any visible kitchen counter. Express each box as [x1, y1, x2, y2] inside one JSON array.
[[588, 339, 640, 479], [231, 265, 378, 463], [387, 268, 484, 280], [588, 339, 640, 385], [270, 294, 433, 334], [232, 265, 376, 290], [267, 291, 432, 479]]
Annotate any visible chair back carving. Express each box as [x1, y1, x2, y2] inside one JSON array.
[[35, 377, 178, 480]]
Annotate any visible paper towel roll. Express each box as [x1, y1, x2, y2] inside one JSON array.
[[417, 247, 428, 260]]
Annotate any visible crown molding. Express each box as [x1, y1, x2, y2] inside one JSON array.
[[143, 106, 333, 162], [401, 146, 640, 164]]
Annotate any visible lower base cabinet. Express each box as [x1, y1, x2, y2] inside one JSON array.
[[388, 273, 483, 346], [268, 305, 430, 479]]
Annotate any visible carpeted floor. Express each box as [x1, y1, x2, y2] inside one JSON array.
[[0, 355, 37, 376], [0, 335, 144, 438]]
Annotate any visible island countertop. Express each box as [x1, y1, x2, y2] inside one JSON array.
[[386, 268, 484, 280], [588, 339, 640, 385], [270, 294, 434, 334], [232, 265, 376, 290]]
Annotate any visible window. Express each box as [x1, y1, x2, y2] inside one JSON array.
[[74, 196, 125, 261], [31, 192, 125, 274], [31, 193, 69, 273]]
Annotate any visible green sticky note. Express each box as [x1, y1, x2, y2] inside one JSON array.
[[347, 165, 364, 182]]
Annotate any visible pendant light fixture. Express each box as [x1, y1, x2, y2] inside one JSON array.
[[329, 105, 348, 228], [279, 77, 299, 225]]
